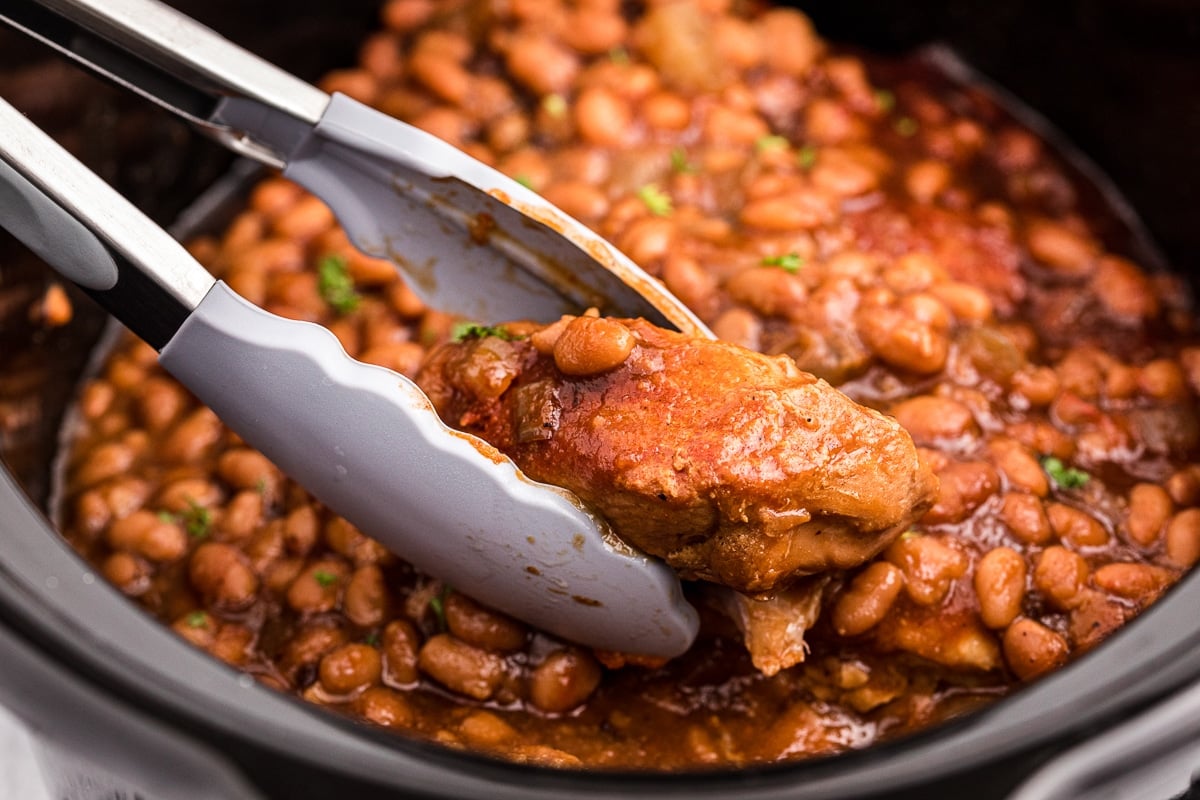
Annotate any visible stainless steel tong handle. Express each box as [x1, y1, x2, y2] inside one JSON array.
[[0, 98, 699, 657], [4, 0, 712, 334], [3, 0, 327, 166], [0, 95, 213, 347]]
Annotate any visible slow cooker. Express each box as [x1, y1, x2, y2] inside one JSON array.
[[1, 1, 1199, 797]]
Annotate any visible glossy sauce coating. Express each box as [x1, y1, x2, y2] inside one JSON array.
[[58, 0, 1200, 770]]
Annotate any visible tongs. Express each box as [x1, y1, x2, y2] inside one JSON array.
[[0, 0, 709, 656]]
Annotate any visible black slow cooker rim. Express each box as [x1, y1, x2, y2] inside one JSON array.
[[4, 462, 1200, 799]]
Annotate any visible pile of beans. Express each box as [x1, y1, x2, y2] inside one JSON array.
[[58, 0, 1200, 769]]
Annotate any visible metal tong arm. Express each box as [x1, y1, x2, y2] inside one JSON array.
[[0, 97, 700, 658], [2, 0, 329, 168], [0, 97, 213, 348]]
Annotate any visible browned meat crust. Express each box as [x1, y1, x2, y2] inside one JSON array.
[[417, 317, 938, 594]]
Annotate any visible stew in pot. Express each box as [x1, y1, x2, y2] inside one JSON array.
[[55, 0, 1200, 769]]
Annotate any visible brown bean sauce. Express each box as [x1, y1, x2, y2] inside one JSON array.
[[56, 0, 1200, 770]]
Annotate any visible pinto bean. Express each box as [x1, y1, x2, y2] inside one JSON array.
[[711, 307, 763, 351], [344, 565, 389, 628], [355, 686, 413, 727], [923, 461, 1000, 525], [1047, 503, 1109, 548], [857, 305, 949, 375], [529, 648, 603, 713], [831, 562, 905, 636], [1026, 219, 1096, 278], [217, 449, 280, 494], [905, 159, 951, 204], [101, 551, 149, 593], [1000, 492, 1053, 545], [106, 510, 187, 563], [283, 505, 320, 556], [1003, 618, 1068, 680], [1165, 508, 1200, 568], [74, 441, 135, 489], [218, 490, 262, 541], [1033, 546, 1088, 610], [575, 86, 631, 146], [418, 634, 506, 700], [886, 535, 969, 606], [662, 254, 719, 320], [287, 560, 348, 614], [161, 408, 222, 465], [553, 316, 636, 376], [725, 267, 808, 319], [444, 592, 527, 652], [505, 34, 578, 95], [319, 643, 383, 695], [1127, 484, 1173, 546], [1093, 563, 1174, 601], [891, 396, 976, 445], [974, 547, 1027, 629], [189, 542, 259, 610], [279, 623, 348, 682], [382, 619, 422, 685]]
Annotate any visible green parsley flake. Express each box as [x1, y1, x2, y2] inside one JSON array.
[[313, 570, 339, 587], [637, 183, 673, 217], [429, 585, 451, 631], [156, 510, 177, 524], [894, 116, 919, 137], [450, 321, 518, 342], [608, 46, 630, 64], [364, 631, 380, 647], [874, 89, 896, 113], [755, 134, 789, 153], [1041, 456, 1090, 490], [670, 147, 699, 175], [796, 145, 818, 170], [255, 477, 268, 495], [514, 174, 535, 190], [317, 254, 360, 314], [185, 611, 208, 629], [760, 253, 805, 273], [181, 501, 212, 540], [542, 93, 567, 119]]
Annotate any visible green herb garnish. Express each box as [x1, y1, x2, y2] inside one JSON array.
[[1041, 456, 1090, 490], [514, 174, 535, 190], [796, 145, 818, 170], [608, 46, 630, 64], [364, 631, 380, 647], [450, 321, 518, 342], [255, 477, 268, 495], [156, 510, 177, 524], [429, 584, 451, 631], [181, 501, 212, 540], [185, 611, 208, 629], [760, 253, 805, 274], [541, 93, 567, 119], [317, 254, 360, 314], [874, 89, 896, 113], [670, 147, 698, 175], [894, 116, 919, 137], [313, 570, 339, 587], [637, 183, 673, 217], [755, 134, 789, 153]]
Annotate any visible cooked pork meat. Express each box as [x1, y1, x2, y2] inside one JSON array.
[[709, 580, 833, 676], [416, 314, 938, 594]]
